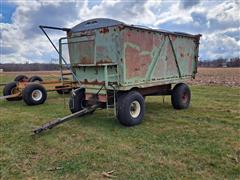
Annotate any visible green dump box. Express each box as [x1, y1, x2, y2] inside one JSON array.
[[59, 18, 201, 126]]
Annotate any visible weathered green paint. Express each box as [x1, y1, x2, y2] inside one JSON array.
[[62, 22, 201, 94]]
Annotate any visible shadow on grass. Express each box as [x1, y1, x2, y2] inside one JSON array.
[[66, 101, 175, 128]]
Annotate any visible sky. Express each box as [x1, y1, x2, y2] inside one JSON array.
[[0, 0, 239, 63]]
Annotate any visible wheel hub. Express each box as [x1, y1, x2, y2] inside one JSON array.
[[130, 100, 141, 118], [181, 92, 189, 103], [32, 90, 43, 101]]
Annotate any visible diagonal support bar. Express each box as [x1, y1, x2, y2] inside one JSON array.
[[39, 25, 81, 85], [167, 35, 181, 78]]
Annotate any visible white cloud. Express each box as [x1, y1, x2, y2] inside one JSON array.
[[0, 0, 239, 63], [207, 1, 240, 22], [200, 33, 240, 59], [1, 0, 82, 63]]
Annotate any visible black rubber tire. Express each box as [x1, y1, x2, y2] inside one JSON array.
[[14, 75, 28, 82], [22, 84, 47, 105], [69, 88, 86, 113], [28, 76, 43, 82], [3, 82, 22, 101], [117, 91, 145, 126], [171, 83, 191, 109]]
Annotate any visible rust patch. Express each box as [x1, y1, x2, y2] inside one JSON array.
[[178, 46, 185, 59], [96, 46, 105, 52], [125, 46, 151, 79], [170, 35, 177, 42], [96, 59, 112, 65], [188, 58, 193, 73], [67, 31, 72, 38], [81, 79, 105, 85], [124, 29, 153, 52], [153, 34, 164, 47], [100, 27, 109, 33], [77, 40, 94, 64], [118, 25, 125, 31], [81, 57, 92, 64]]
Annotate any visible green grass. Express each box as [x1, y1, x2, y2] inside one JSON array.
[[0, 77, 239, 179]]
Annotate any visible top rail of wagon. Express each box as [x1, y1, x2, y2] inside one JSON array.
[[124, 25, 201, 39], [68, 18, 201, 39], [40, 18, 201, 40]]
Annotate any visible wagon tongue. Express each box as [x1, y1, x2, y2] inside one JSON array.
[[33, 104, 99, 134]]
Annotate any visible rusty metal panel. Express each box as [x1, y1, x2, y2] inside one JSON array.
[[94, 27, 122, 65], [122, 27, 200, 87], [123, 28, 153, 81], [65, 18, 201, 92], [68, 35, 95, 65]]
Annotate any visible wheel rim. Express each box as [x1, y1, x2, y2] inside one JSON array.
[[11, 87, 18, 94], [181, 92, 189, 104], [130, 100, 141, 118], [31, 89, 43, 101]]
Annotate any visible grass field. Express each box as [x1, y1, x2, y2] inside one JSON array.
[[0, 70, 240, 179]]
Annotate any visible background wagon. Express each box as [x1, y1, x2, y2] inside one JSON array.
[[1, 74, 79, 105]]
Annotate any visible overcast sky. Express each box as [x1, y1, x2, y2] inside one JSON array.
[[0, 0, 239, 63]]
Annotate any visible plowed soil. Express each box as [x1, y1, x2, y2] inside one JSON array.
[[188, 67, 240, 87]]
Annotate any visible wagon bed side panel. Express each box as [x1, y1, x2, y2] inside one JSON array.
[[67, 27, 122, 85], [152, 35, 198, 80], [122, 27, 200, 87]]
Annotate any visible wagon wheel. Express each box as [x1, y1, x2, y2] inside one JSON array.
[[14, 75, 28, 82], [171, 83, 191, 109], [3, 82, 22, 101], [117, 91, 145, 126], [28, 76, 43, 82], [22, 84, 47, 105]]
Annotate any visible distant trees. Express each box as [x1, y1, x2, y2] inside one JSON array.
[[198, 57, 240, 67], [0, 63, 60, 72], [226, 57, 240, 67]]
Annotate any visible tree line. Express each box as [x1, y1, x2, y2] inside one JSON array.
[[0, 63, 60, 71], [198, 57, 240, 67]]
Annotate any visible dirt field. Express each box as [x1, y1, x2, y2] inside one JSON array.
[[188, 67, 240, 87]]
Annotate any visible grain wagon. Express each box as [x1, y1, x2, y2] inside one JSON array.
[[34, 18, 201, 133]]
